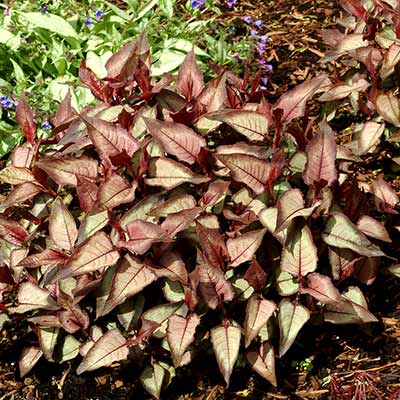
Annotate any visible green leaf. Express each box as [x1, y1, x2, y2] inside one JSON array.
[[19, 12, 78, 38], [159, 0, 176, 18], [0, 28, 20, 49], [136, 0, 159, 20], [0, 131, 23, 158], [140, 363, 166, 399]]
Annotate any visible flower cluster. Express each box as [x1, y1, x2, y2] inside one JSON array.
[[190, 0, 206, 10], [84, 9, 103, 27], [226, 0, 237, 8], [0, 96, 14, 110], [41, 119, 52, 130]]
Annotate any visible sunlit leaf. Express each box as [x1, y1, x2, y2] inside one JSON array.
[[246, 342, 277, 386]]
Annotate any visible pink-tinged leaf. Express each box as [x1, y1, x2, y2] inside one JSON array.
[[208, 110, 269, 142], [11, 282, 59, 313], [244, 259, 267, 292], [322, 34, 369, 62], [161, 208, 202, 238], [76, 329, 129, 374], [322, 212, 386, 257], [246, 342, 277, 386], [176, 49, 204, 101], [216, 153, 271, 195], [35, 156, 98, 187], [281, 222, 317, 277], [106, 32, 150, 82], [120, 220, 168, 255], [303, 119, 337, 187], [340, 0, 366, 17], [53, 90, 74, 127], [100, 255, 156, 317], [320, 29, 345, 47], [197, 72, 227, 113], [151, 251, 188, 284], [94, 173, 136, 211], [371, 175, 399, 214], [273, 74, 331, 123], [0, 215, 29, 246], [79, 61, 105, 101], [216, 143, 271, 159], [0, 166, 36, 185], [354, 257, 379, 285], [28, 315, 61, 328], [144, 118, 206, 164], [140, 363, 165, 400], [145, 157, 210, 190], [77, 211, 109, 245], [300, 272, 343, 304], [196, 222, 228, 268], [357, 122, 385, 155], [245, 295, 276, 347], [167, 313, 200, 367], [380, 43, 400, 79], [0, 182, 43, 211], [16, 94, 37, 144], [375, 92, 400, 127], [195, 253, 234, 309], [19, 347, 42, 378], [53, 231, 120, 281], [324, 286, 378, 324], [317, 78, 370, 101], [77, 178, 98, 213], [201, 181, 230, 207], [211, 323, 241, 386], [227, 229, 266, 267], [49, 198, 78, 252], [357, 215, 391, 242], [12, 143, 34, 168], [58, 301, 90, 333], [276, 189, 317, 233], [17, 249, 68, 269], [278, 299, 310, 357], [38, 327, 59, 361], [328, 247, 360, 280], [10, 247, 28, 283], [149, 195, 196, 217], [348, 46, 383, 77], [81, 115, 139, 163]]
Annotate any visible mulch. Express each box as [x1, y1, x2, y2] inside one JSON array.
[[1, 0, 400, 399]]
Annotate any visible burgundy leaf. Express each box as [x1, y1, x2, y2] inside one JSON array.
[[197, 72, 227, 113], [371, 174, 399, 214], [53, 90, 75, 128], [201, 181, 230, 207], [0, 182, 43, 211], [16, 94, 37, 144], [0, 215, 29, 246], [17, 249, 68, 269], [58, 300, 90, 333], [151, 251, 188, 284], [244, 259, 267, 292], [328, 247, 360, 280], [303, 119, 337, 187], [176, 49, 204, 101], [79, 60, 105, 102], [357, 215, 391, 242], [77, 178, 98, 213], [246, 342, 277, 386], [161, 208, 202, 238], [354, 257, 380, 285], [300, 272, 343, 304]]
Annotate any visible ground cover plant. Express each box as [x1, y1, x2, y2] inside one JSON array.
[[0, 0, 251, 159]]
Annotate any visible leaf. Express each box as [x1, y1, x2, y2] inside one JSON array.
[[76, 329, 129, 374], [357, 215, 391, 242], [153, 251, 188, 284], [317, 79, 370, 101], [0, 182, 43, 211], [59, 335, 80, 363], [380, 43, 400, 79], [207, 110, 269, 141], [19, 347, 43, 378], [167, 314, 200, 367], [0, 215, 29, 246], [244, 295, 276, 348], [11, 282, 59, 313], [300, 273, 343, 304], [303, 119, 337, 187], [94, 173, 136, 211], [120, 220, 168, 255], [211, 323, 241, 386], [149, 195, 196, 217], [11, 143, 34, 168], [328, 247, 360, 280], [15, 94, 37, 144], [145, 157, 210, 190], [140, 363, 165, 400], [100, 254, 156, 316], [246, 342, 277, 386], [35, 156, 98, 187], [227, 229, 266, 267], [216, 153, 271, 195], [281, 222, 318, 277], [322, 212, 386, 257], [16, 249, 68, 269], [201, 181, 230, 207], [20, 12, 78, 38], [244, 259, 267, 292], [0, 166, 36, 185], [278, 299, 310, 357], [38, 327, 59, 361], [53, 231, 120, 281], [144, 118, 206, 164], [273, 74, 331, 123], [176, 49, 204, 101], [357, 122, 385, 155], [371, 174, 399, 214], [375, 92, 400, 127], [49, 198, 78, 252], [161, 208, 201, 238], [196, 222, 227, 268]]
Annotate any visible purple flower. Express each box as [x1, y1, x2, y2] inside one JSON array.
[[261, 77, 269, 85], [254, 19, 263, 28], [191, 0, 206, 9], [226, 0, 237, 8], [264, 63, 273, 71], [40, 4, 47, 13], [95, 9, 103, 21], [84, 16, 94, 26], [260, 34, 269, 43], [242, 16, 252, 24], [41, 119, 52, 130], [257, 43, 266, 54], [233, 54, 241, 61], [250, 29, 258, 36], [260, 85, 267, 91], [4, 7, 10, 16], [0, 96, 14, 109]]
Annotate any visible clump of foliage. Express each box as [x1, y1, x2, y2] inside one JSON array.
[[0, 12, 399, 396]]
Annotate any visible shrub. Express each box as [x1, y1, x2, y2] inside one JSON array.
[[0, 15, 398, 398]]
